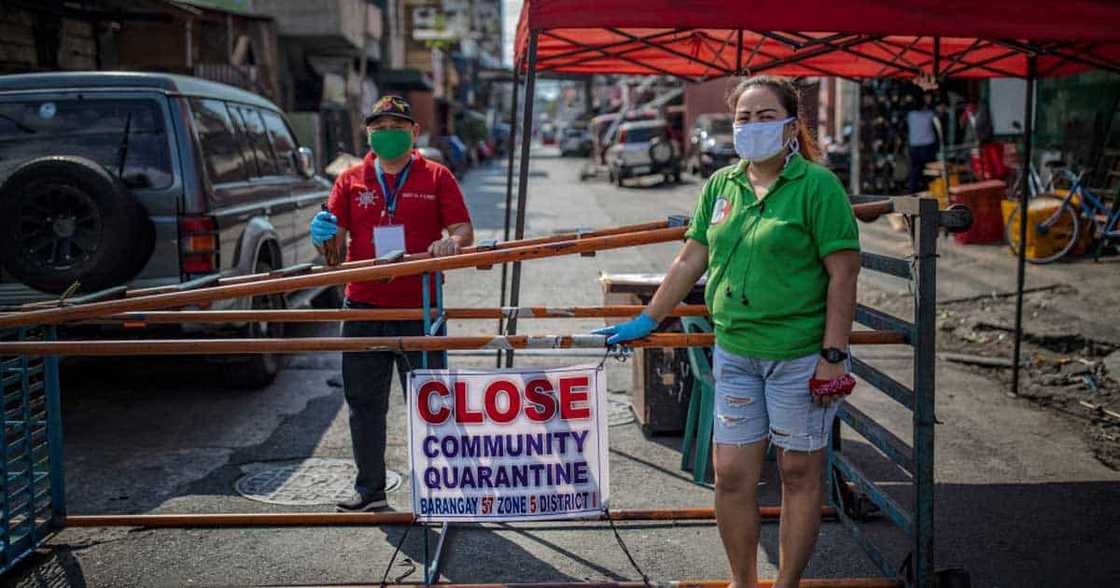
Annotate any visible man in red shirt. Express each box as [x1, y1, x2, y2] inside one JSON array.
[[311, 95, 473, 511]]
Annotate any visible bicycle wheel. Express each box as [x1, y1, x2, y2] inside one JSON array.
[[1005, 196, 1080, 264]]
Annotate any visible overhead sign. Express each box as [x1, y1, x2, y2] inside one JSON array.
[[407, 365, 609, 522]]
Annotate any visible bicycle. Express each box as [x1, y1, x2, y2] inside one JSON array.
[[1005, 167, 1120, 263]]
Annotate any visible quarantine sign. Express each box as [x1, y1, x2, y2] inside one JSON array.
[[407, 365, 609, 522]]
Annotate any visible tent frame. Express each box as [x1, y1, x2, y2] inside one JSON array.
[[498, 11, 1120, 587], [499, 20, 1120, 404]]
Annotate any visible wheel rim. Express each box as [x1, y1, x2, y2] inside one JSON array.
[[17, 181, 101, 271]]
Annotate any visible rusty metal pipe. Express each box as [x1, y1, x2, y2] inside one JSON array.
[[7, 202, 894, 322], [0, 331, 904, 356], [0, 226, 688, 328], [63, 506, 835, 528], [852, 199, 895, 223], [377, 581, 901, 588], [120, 220, 676, 299], [604, 506, 836, 520], [81, 305, 711, 325], [64, 512, 417, 527], [376, 580, 901, 588]]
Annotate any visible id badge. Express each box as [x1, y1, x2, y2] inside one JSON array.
[[373, 224, 406, 258]]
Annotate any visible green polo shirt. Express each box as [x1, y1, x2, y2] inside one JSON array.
[[685, 154, 860, 360]]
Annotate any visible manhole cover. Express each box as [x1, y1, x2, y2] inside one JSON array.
[[608, 397, 636, 426], [235, 458, 401, 506]]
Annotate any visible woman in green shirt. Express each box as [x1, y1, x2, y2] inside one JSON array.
[[595, 76, 861, 588]]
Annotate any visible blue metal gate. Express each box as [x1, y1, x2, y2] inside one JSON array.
[[1, 327, 65, 575]]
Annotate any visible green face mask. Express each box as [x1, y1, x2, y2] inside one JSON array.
[[368, 128, 413, 160]]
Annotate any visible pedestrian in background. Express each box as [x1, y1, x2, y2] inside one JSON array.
[[595, 76, 860, 588], [310, 95, 474, 512], [906, 92, 939, 193]]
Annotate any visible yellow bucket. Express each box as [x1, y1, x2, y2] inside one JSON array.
[[1001, 197, 1092, 259], [928, 174, 960, 209]]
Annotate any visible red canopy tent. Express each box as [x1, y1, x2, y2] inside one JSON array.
[[497, 3, 1120, 585], [515, 0, 1120, 79], [500, 0, 1120, 390]]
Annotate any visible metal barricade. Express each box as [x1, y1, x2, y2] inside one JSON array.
[[830, 197, 940, 586], [0, 200, 967, 586], [0, 327, 64, 575]]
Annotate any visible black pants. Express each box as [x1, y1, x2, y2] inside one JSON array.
[[908, 143, 938, 194], [341, 299, 446, 498]]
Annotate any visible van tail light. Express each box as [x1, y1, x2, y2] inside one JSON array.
[[619, 129, 627, 143], [179, 215, 219, 275]]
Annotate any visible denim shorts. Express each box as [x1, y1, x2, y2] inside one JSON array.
[[712, 345, 843, 452]]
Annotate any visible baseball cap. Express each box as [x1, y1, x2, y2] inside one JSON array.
[[365, 95, 415, 125]]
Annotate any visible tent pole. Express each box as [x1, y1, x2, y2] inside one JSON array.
[[933, 36, 941, 78], [1012, 56, 1037, 394], [585, 75, 593, 113], [504, 30, 539, 368], [496, 64, 521, 366], [735, 29, 743, 75]]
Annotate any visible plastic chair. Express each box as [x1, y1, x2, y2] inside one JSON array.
[[679, 316, 715, 484]]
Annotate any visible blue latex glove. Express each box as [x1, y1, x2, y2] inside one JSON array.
[[592, 312, 658, 345], [310, 211, 338, 246]]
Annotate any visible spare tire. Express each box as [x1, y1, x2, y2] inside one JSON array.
[[0, 156, 151, 294], [649, 139, 673, 164]]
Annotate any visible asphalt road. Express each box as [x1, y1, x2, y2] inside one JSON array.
[[6, 147, 1119, 587]]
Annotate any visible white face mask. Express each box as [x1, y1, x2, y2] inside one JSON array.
[[733, 117, 795, 162]]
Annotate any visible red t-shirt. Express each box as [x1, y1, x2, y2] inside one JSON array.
[[328, 151, 471, 307]]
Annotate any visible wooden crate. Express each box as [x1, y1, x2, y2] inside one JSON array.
[[600, 273, 705, 435]]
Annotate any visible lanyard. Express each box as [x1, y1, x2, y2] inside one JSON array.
[[374, 155, 413, 221]]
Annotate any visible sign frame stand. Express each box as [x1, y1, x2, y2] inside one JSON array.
[[420, 271, 452, 585]]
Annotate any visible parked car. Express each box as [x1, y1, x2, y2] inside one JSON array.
[[590, 109, 658, 165], [688, 113, 737, 177], [559, 127, 592, 157], [606, 120, 682, 187], [0, 71, 333, 388]]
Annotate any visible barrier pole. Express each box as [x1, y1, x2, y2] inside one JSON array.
[[497, 62, 521, 367], [45, 327, 65, 522], [0, 331, 906, 357], [62, 506, 835, 528], [422, 272, 431, 369], [372, 580, 901, 588], [0, 227, 690, 328], [74, 305, 710, 325], [912, 198, 939, 587], [5, 202, 899, 322], [118, 222, 672, 300]]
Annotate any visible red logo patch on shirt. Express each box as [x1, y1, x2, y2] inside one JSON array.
[[710, 197, 731, 225]]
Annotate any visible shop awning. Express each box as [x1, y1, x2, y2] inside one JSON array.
[[515, 0, 1120, 79]]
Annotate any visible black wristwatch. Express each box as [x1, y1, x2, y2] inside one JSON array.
[[820, 347, 849, 364]]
